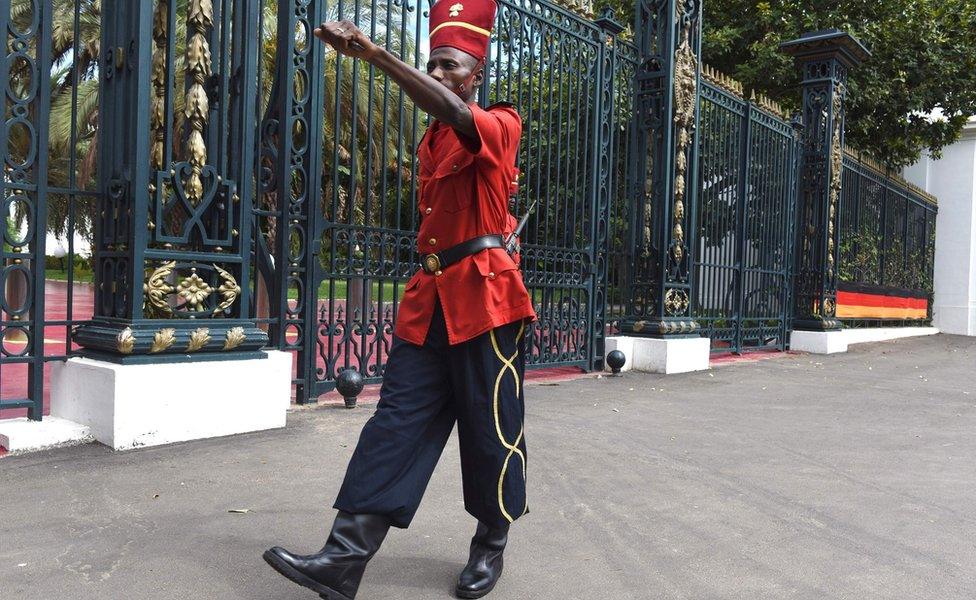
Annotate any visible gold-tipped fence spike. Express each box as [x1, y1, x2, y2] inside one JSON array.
[[846, 147, 939, 206], [753, 92, 786, 118], [702, 63, 746, 99], [865, 155, 887, 174]]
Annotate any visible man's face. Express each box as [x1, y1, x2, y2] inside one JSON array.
[[426, 47, 482, 100]]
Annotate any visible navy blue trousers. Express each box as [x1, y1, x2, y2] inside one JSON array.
[[334, 303, 528, 529]]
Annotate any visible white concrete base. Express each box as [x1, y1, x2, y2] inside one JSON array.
[[791, 326, 940, 354], [606, 336, 710, 374], [0, 416, 92, 453], [49, 350, 292, 451], [790, 330, 849, 354], [844, 326, 940, 346]]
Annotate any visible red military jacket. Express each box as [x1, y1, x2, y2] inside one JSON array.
[[394, 103, 537, 346]]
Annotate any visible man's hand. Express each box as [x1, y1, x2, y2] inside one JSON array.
[[314, 21, 381, 62]]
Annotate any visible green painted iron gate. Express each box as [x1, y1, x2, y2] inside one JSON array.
[[693, 76, 800, 353]]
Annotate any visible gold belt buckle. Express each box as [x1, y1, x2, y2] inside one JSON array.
[[424, 254, 442, 274]]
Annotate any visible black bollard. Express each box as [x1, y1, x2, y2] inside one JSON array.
[[606, 350, 626, 376], [335, 368, 365, 409]]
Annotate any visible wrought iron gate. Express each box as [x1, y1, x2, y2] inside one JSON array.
[[693, 74, 799, 353], [1, 0, 920, 419], [256, 0, 631, 402]]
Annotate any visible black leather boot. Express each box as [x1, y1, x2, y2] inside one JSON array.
[[263, 511, 390, 600], [455, 521, 510, 599]]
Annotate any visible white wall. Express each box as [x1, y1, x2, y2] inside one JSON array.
[[903, 118, 976, 336]]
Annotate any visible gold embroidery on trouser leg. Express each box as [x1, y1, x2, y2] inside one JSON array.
[[490, 322, 527, 523]]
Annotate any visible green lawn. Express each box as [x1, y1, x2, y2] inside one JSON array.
[[45, 269, 94, 283], [284, 279, 404, 302], [45, 270, 548, 306], [46, 271, 403, 302]]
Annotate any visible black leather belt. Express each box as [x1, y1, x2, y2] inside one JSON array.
[[421, 234, 506, 274]]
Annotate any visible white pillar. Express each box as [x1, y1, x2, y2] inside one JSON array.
[[903, 118, 976, 336]]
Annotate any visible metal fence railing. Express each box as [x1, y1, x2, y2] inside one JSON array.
[[838, 150, 938, 326]]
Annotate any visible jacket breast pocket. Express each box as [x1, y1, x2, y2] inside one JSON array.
[[433, 150, 476, 213]]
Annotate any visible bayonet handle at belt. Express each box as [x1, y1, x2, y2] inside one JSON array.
[[505, 199, 538, 254]]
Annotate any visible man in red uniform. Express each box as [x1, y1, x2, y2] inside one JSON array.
[[263, 2, 536, 598]]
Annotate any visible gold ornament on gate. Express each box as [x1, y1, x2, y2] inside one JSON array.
[[665, 288, 690, 316], [826, 87, 844, 273], [213, 265, 241, 316]]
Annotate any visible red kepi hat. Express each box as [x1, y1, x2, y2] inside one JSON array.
[[429, 0, 497, 61]]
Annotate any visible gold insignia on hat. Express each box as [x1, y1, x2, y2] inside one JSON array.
[[449, 3, 464, 17]]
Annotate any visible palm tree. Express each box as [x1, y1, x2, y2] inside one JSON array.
[[254, 0, 423, 288], [5, 0, 420, 245], [4, 0, 100, 241], [257, 0, 421, 229]]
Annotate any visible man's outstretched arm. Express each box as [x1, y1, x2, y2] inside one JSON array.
[[313, 20, 477, 139]]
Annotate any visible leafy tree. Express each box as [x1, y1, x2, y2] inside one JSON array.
[[594, 0, 976, 168]]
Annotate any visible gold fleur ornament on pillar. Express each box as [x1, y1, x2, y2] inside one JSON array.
[[117, 328, 136, 354], [150, 328, 177, 353], [187, 328, 211, 352], [144, 261, 176, 316], [223, 327, 247, 351], [177, 270, 213, 311], [214, 265, 242, 316], [184, 0, 214, 206], [826, 87, 844, 274], [150, 1, 168, 172], [671, 0, 698, 267]]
